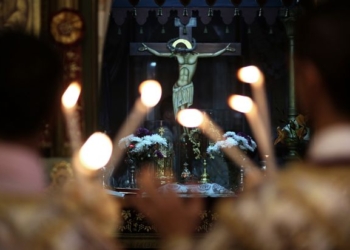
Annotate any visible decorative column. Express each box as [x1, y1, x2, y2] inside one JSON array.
[[50, 0, 84, 156], [280, 7, 300, 161]]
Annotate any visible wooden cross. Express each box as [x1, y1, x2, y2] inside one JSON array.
[[130, 17, 241, 56], [129, 16, 241, 127]]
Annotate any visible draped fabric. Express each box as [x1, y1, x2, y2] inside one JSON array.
[[161, 163, 350, 250], [0, 181, 121, 250]]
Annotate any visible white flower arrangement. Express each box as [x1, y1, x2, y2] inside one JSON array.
[[206, 131, 257, 156], [118, 127, 168, 161]]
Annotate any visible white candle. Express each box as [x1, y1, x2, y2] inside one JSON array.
[[61, 82, 82, 154], [104, 80, 162, 180], [237, 66, 277, 174], [237, 66, 269, 131], [228, 94, 277, 175]]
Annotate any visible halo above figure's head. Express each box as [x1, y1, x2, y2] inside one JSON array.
[[167, 37, 196, 53], [172, 39, 193, 49]]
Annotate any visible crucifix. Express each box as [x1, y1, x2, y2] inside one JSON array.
[[130, 17, 241, 125]]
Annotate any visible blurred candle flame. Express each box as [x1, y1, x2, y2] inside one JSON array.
[[237, 66, 262, 85], [79, 132, 113, 171], [139, 80, 162, 107], [62, 82, 81, 109], [228, 95, 253, 113], [177, 109, 204, 127]]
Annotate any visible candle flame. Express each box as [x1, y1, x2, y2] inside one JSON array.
[[237, 66, 262, 84], [177, 109, 204, 127], [62, 82, 81, 109], [79, 132, 113, 170], [139, 80, 162, 107], [228, 95, 254, 113]]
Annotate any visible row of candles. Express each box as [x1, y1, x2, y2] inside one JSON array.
[[61, 79, 163, 181], [177, 66, 277, 187], [62, 65, 276, 188]]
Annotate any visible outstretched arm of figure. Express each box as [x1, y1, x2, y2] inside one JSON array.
[[197, 43, 235, 58], [138, 43, 172, 57]]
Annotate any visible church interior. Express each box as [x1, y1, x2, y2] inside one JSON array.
[[1, 0, 337, 249]]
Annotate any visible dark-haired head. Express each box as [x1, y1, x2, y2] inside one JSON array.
[[0, 29, 63, 142], [294, 1, 350, 117]]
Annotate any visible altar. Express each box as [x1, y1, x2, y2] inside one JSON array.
[[108, 186, 237, 249], [100, 0, 306, 193]]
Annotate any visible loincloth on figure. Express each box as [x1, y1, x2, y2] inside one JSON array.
[[172, 82, 194, 116]]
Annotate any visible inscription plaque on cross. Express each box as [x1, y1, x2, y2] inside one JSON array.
[[175, 17, 197, 40]]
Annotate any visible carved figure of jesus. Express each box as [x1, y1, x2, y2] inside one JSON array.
[[139, 38, 234, 118]]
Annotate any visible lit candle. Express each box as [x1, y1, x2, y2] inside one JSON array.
[[176, 109, 204, 128], [70, 131, 116, 197], [104, 80, 162, 180], [228, 94, 277, 175], [79, 132, 113, 171], [237, 66, 269, 131], [76, 132, 113, 176], [237, 66, 277, 174], [61, 82, 82, 154]]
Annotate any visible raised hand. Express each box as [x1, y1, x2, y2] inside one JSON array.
[[130, 169, 204, 239]]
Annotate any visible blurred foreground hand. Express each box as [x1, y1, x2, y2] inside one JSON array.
[[131, 169, 204, 239]]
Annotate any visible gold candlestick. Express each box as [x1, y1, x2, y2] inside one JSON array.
[[199, 159, 210, 184]]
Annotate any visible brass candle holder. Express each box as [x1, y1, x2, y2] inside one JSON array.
[[199, 159, 210, 184]]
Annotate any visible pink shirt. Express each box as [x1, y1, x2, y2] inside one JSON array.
[[0, 142, 46, 194]]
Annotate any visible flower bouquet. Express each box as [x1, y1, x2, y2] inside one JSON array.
[[119, 127, 168, 162], [118, 127, 169, 188], [206, 131, 257, 158], [206, 131, 257, 192]]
